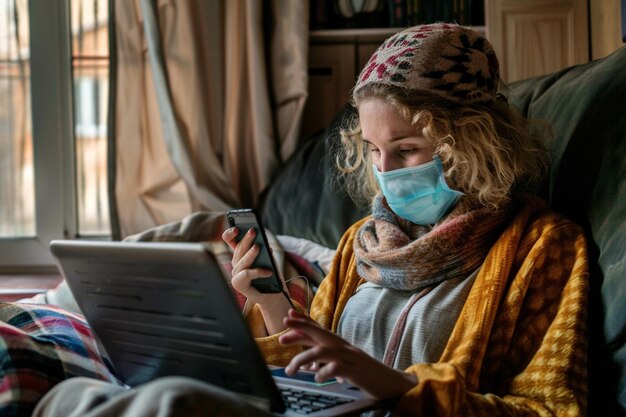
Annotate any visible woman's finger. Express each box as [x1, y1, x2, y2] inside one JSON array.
[[285, 346, 335, 376], [297, 361, 321, 372], [279, 328, 316, 346], [231, 228, 256, 265], [286, 308, 307, 320], [283, 315, 343, 347], [230, 268, 271, 293], [221, 227, 239, 250], [315, 361, 344, 383], [280, 310, 346, 348], [231, 243, 260, 276]]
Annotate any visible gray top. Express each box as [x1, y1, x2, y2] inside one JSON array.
[[337, 269, 478, 370]]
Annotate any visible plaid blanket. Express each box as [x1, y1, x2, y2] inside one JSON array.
[[0, 303, 120, 417]]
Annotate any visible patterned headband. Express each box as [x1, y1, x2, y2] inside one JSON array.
[[354, 23, 500, 104]]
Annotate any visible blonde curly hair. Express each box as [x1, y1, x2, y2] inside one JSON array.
[[336, 84, 550, 210]]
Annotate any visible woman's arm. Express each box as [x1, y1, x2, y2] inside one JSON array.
[[246, 218, 370, 366], [280, 309, 418, 400]]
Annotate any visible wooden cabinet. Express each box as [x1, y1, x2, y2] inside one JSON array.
[[485, 0, 589, 82], [300, 42, 354, 139], [301, 28, 399, 139]]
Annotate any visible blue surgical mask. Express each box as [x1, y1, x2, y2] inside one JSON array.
[[373, 155, 463, 225]]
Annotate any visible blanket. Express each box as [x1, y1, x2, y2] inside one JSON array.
[[0, 303, 120, 417]]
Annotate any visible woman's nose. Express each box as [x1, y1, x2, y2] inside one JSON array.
[[378, 154, 397, 173]]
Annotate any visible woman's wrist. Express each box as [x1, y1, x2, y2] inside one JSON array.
[[372, 369, 418, 408], [390, 370, 418, 403], [257, 293, 292, 335]]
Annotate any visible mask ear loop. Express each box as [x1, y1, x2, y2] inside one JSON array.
[[433, 154, 465, 197]]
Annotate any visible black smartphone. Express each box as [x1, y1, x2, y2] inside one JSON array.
[[226, 208, 283, 294]]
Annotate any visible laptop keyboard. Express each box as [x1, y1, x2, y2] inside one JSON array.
[[280, 388, 354, 414]]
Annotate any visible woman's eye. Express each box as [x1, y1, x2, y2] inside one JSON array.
[[399, 148, 418, 154]]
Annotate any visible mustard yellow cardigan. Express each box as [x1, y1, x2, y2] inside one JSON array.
[[250, 198, 588, 416]]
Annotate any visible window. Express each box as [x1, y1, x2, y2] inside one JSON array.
[[0, 0, 110, 271]]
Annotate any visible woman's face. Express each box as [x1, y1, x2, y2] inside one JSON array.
[[359, 98, 435, 173]]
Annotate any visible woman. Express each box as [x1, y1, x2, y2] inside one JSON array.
[[224, 23, 588, 416], [33, 23, 588, 417]]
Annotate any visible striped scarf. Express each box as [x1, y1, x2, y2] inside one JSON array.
[[354, 195, 513, 291]]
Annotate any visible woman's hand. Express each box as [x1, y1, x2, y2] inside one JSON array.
[[279, 309, 418, 401], [222, 227, 290, 334]]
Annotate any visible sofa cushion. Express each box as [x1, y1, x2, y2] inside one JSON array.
[[508, 46, 626, 415]]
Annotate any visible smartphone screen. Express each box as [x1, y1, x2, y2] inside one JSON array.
[[226, 209, 282, 293]]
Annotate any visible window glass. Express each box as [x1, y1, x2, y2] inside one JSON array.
[[0, 0, 34, 237], [70, 0, 110, 235]]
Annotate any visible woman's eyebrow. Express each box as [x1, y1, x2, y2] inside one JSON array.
[[363, 135, 425, 144], [389, 135, 412, 142]]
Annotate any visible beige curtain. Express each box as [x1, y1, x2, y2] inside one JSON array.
[[112, 0, 309, 238]]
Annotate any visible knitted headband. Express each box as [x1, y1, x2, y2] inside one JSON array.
[[354, 23, 500, 104]]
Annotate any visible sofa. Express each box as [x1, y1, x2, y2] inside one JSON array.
[[0, 47, 624, 417]]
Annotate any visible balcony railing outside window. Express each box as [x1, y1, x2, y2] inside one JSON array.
[[70, 0, 110, 235], [0, 0, 111, 240]]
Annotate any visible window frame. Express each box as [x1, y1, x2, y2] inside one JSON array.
[[0, 0, 77, 271]]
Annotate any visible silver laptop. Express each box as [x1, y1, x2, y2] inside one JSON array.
[[49, 240, 378, 416]]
